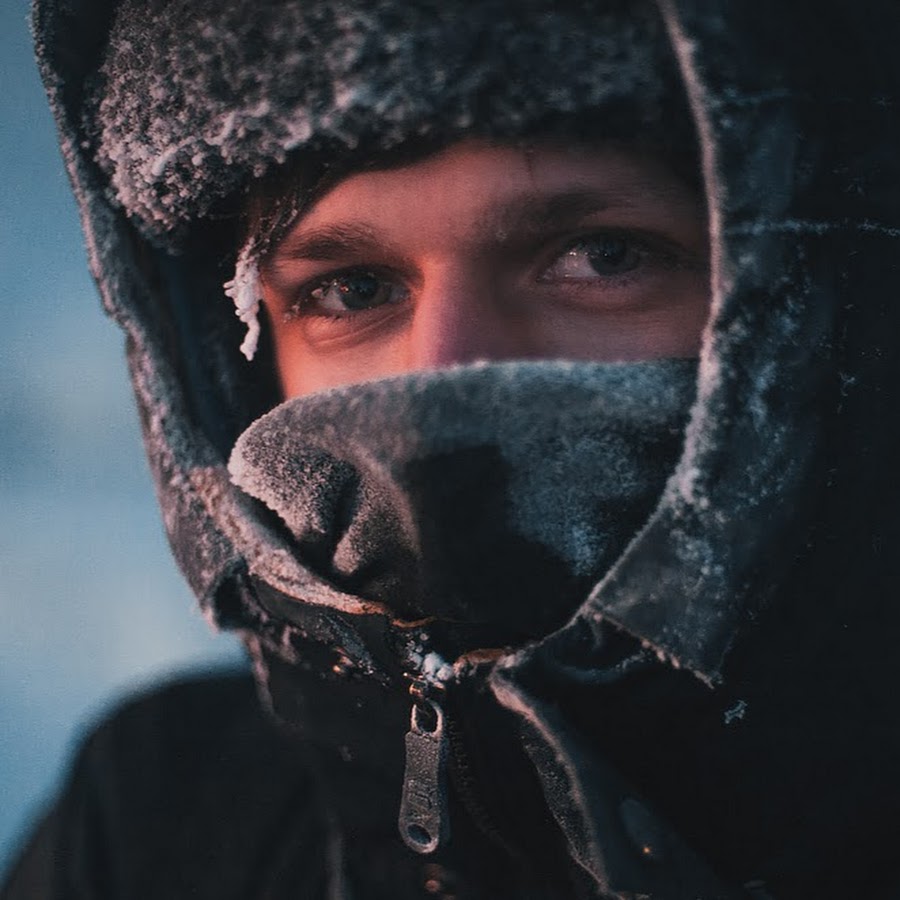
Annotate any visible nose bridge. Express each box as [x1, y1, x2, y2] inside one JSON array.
[[409, 264, 521, 369]]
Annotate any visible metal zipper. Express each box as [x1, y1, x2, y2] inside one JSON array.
[[397, 677, 527, 863], [398, 679, 450, 854], [397, 673, 574, 894]]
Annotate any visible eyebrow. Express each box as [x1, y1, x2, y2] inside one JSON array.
[[271, 223, 389, 264], [269, 187, 653, 265], [493, 189, 637, 236]]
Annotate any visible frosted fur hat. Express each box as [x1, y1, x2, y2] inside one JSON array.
[[86, 0, 697, 247]]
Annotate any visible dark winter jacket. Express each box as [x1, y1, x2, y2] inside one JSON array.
[[8, 1, 900, 897]]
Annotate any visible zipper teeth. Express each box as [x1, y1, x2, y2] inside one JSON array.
[[444, 706, 531, 867]]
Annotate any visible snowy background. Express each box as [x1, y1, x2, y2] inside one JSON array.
[[0, 2, 244, 873]]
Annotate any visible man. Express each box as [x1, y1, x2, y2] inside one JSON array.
[[7, 0, 900, 897]]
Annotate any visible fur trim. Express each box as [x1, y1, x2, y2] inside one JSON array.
[[87, 0, 691, 243]]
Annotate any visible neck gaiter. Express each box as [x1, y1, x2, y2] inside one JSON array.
[[229, 359, 697, 647]]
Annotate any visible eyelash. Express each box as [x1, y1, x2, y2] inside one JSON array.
[[282, 231, 694, 320], [539, 231, 681, 282], [283, 267, 407, 321]]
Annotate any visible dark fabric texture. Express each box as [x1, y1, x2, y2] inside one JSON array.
[[0, 672, 663, 900], [229, 360, 697, 636], [19, 0, 900, 897], [1, 673, 331, 900]]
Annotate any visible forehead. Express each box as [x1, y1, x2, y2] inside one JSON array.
[[272, 140, 704, 256]]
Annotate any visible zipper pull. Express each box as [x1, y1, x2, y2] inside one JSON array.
[[398, 686, 450, 854]]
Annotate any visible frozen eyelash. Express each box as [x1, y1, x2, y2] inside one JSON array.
[[223, 243, 262, 361], [282, 299, 304, 323]]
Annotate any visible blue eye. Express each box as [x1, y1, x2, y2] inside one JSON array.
[[584, 236, 641, 274], [305, 270, 408, 313], [545, 235, 644, 281]]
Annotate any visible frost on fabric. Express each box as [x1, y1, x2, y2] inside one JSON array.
[[228, 359, 697, 639], [723, 699, 747, 724], [85, 0, 688, 242], [189, 464, 385, 618], [403, 647, 455, 687], [223, 243, 262, 361], [501, 361, 698, 577], [577, 174, 832, 679]]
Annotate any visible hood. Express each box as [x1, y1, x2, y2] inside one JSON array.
[[33, 1, 900, 897]]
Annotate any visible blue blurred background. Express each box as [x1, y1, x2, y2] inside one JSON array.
[[0, 1, 245, 873]]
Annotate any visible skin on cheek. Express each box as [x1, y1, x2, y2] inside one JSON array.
[[272, 319, 412, 396]]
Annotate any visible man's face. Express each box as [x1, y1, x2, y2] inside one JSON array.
[[260, 140, 710, 398]]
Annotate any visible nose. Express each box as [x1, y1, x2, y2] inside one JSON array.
[[407, 268, 528, 369]]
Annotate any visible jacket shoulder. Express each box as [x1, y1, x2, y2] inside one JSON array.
[[2, 670, 320, 900]]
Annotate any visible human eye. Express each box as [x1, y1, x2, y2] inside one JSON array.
[[538, 232, 688, 285], [287, 268, 409, 319]]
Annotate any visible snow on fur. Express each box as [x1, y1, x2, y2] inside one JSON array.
[[87, 0, 687, 242]]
